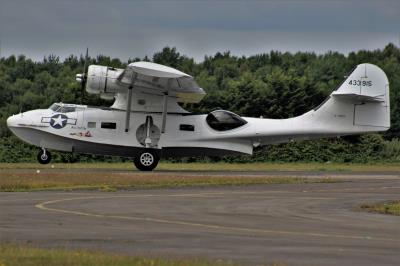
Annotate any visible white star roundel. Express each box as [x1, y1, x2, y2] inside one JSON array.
[[50, 114, 68, 129]]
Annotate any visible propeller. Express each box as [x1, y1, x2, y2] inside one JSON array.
[[76, 48, 89, 104]]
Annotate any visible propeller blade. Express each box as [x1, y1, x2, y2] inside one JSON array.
[[80, 47, 89, 103], [83, 47, 89, 77]]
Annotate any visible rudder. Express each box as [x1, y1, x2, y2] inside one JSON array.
[[313, 63, 390, 130]]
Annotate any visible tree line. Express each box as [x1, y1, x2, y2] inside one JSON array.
[[0, 44, 399, 163]]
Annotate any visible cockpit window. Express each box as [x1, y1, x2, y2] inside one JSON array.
[[49, 103, 61, 112], [49, 104, 76, 113], [60, 106, 76, 113], [206, 110, 247, 131]]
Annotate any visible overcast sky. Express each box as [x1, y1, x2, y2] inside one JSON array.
[[0, 0, 399, 62]]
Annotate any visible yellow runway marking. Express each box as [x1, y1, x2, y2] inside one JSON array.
[[35, 192, 400, 243]]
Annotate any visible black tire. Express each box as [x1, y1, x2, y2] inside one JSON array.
[[134, 149, 159, 171], [37, 149, 51, 164]]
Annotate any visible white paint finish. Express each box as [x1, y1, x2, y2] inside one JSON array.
[[86, 62, 205, 106], [111, 91, 189, 113], [6, 63, 391, 159], [127, 62, 190, 78], [354, 103, 389, 127], [332, 64, 388, 98]]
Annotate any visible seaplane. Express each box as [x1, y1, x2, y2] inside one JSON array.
[[7, 52, 390, 170]]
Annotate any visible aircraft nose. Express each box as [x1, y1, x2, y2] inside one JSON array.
[[7, 115, 18, 128]]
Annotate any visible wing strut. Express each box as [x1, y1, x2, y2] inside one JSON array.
[[125, 73, 137, 132], [161, 78, 174, 133], [161, 92, 168, 133]]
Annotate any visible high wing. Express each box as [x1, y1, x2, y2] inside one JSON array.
[[83, 61, 206, 132], [117, 62, 205, 103]]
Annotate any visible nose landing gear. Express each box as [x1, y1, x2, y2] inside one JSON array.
[[37, 148, 52, 164]]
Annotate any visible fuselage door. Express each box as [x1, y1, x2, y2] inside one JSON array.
[[75, 108, 85, 128]]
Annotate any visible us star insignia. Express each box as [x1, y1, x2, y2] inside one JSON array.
[[41, 114, 77, 129]]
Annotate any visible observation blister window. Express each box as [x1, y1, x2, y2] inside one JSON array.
[[206, 110, 247, 131]]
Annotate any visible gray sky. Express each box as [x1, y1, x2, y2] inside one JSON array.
[[0, 0, 399, 62]]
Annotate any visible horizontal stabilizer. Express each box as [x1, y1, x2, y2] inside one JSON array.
[[331, 92, 385, 103]]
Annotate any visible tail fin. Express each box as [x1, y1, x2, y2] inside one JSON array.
[[313, 63, 390, 131]]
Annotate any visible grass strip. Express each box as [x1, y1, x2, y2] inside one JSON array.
[[360, 201, 400, 216], [0, 170, 337, 192], [1, 162, 400, 172], [0, 243, 239, 266]]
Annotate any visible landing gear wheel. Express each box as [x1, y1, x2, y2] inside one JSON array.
[[134, 150, 159, 171], [37, 149, 51, 164]]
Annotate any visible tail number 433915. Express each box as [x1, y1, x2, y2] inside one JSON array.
[[349, 80, 372, 86]]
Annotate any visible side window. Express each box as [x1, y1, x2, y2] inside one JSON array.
[[137, 99, 146, 105], [101, 122, 116, 129], [87, 122, 96, 128], [179, 124, 195, 131]]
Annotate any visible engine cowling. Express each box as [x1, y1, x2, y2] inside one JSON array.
[[85, 65, 126, 96]]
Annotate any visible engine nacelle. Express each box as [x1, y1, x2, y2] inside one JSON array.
[[85, 65, 126, 95]]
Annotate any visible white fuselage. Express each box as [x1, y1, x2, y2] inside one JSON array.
[[7, 106, 254, 157], [7, 96, 385, 159]]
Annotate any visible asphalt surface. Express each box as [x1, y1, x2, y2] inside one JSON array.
[[1, 173, 400, 266]]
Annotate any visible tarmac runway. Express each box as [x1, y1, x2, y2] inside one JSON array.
[[1, 173, 400, 266]]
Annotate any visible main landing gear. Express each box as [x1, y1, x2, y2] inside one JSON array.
[[37, 148, 52, 164], [134, 149, 159, 171]]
